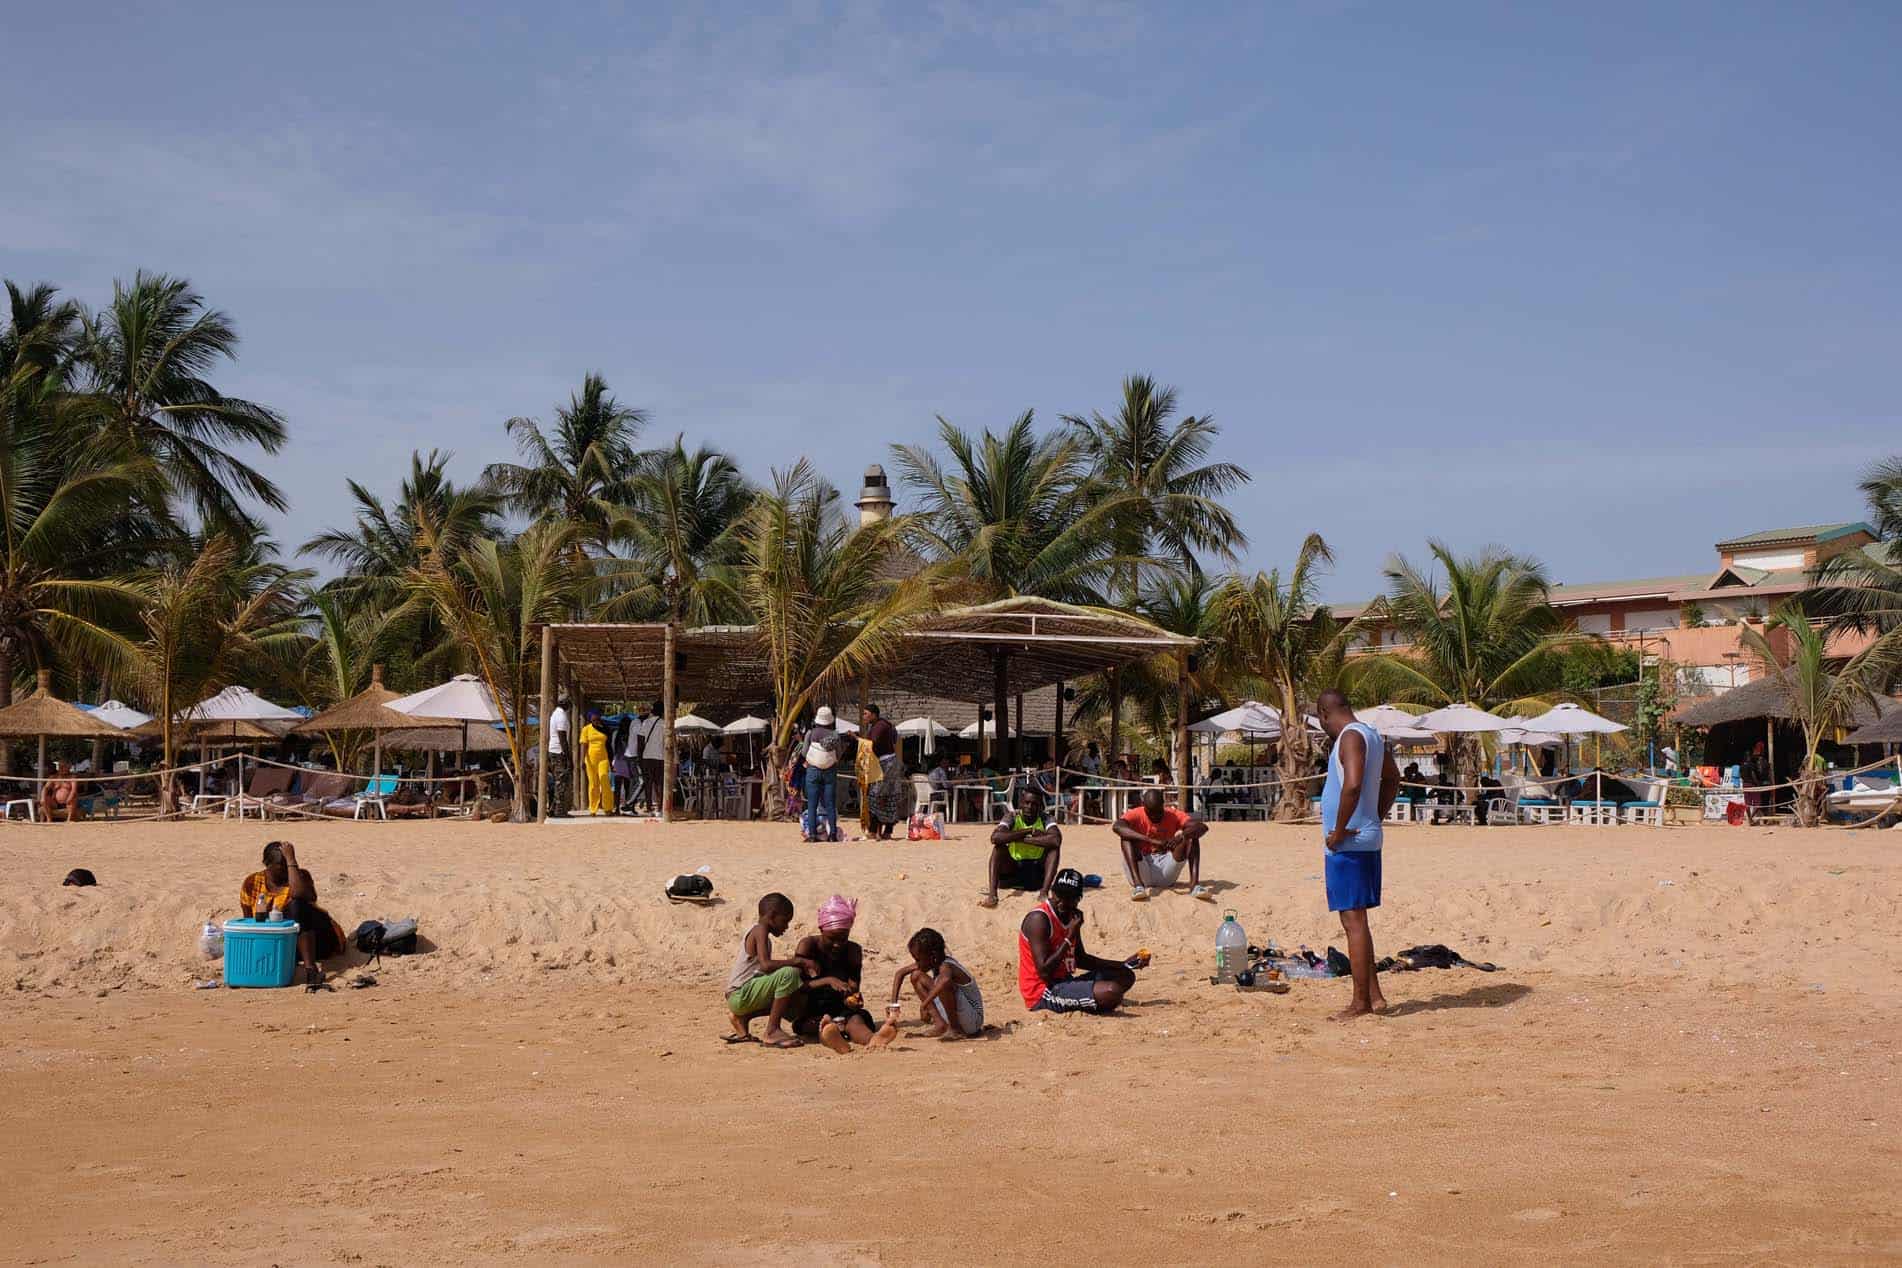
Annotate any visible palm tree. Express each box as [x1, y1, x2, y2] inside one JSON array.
[[1210, 534, 1364, 818], [74, 272, 288, 533], [603, 438, 753, 626], [892, 412, 1136, 602], [131, 535, 310, 809], [1351, 541, 1577, 789], [1802, 456, 1902, 688], [484, 373, 646, 552], [1062, 374, 1250, 598], [302, 449, 502, 609], [742, 462, 945, 818], [1069, 568, 1224, 780], [0, 297, 156, 730], [1740, 608, 1888, 826], [406, 521, 588, 821], [295, 587, 392, 771]]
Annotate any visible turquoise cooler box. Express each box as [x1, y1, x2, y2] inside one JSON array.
[[222, 918, 300, 988]]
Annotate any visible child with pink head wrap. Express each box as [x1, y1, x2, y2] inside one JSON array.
[[795, 895, 872, 1053], [816, 894, 858, 932]]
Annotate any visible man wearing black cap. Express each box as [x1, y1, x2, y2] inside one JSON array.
[[1016, 868, 1139, 1014]]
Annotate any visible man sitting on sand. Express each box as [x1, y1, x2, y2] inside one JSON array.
[[875, 926, 983, 1044], [980, 786, 1062, 908], [1017, 868, 1138, 1015], [725, 893, 814, 1048], [40, 761, 80, 822], [240, 841, 347, 986], [1113, 787, 1213, 902], [792, 895, 878, 1053]]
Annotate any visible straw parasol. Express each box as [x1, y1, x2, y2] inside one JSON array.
[[383, 724, 512, 753], [0, 670, 122, 779], [291, 665, 455, 777], [1844, 709, 1902, 745]]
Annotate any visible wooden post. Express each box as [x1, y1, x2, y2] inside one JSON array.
[[1766, 717, 1776, 799], [661, 622, 678, 821], [1053, 682, 1065, 766], [1174, 651, 1191, 805], [1107, 666, 1122, 768], [992, 651, 1011, 773], [565, 669, 583, 813], [537, 625, 554, 823]]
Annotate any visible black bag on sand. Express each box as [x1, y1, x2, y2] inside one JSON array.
[[665, 874, 714, 902], [352, 918, 420, 960]]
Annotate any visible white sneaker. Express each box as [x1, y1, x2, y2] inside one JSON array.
[[1130, 884, 1149, 902]]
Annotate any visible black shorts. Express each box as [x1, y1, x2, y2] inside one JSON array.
[[1000, 855, 1047, 890], [283, 899, 342, 960], [1030, 972, 1111, 1014]]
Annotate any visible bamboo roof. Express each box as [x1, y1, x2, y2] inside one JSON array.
[[1673, 675, 1898, 729], [0, 672, 123, 739], [547, 597, 1194, 706], [290, 666, 456, 734]]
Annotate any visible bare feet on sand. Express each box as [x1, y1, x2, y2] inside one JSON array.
[[761, 1026, 800, 1048], [867, 1018, 899, 1049], [818, 1020, 852, 1053], [1328, 997, 1389, 1022]]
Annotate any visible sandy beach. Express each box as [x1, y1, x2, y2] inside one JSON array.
[[3, 817, 1898, 1265]]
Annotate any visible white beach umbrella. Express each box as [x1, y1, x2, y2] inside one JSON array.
[[185, 685, 303, 724], [1194, 701, 1282, 735], [1414, 703, 1512, 732], [673, 713, 721, 732], [1516, 702, 1628, 735], [389, 673, 506, 781], [896, 716, 951, 756], [86, 699, 154, 730], [1354, 704, 1427, 734], [722, 714, 771, 734], [959, 719, 1016, 739]]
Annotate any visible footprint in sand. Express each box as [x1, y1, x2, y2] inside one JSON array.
[[1511, 1207, 1562, 1222]]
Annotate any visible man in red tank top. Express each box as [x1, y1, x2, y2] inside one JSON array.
[[1017, 869, 1140, 1014]]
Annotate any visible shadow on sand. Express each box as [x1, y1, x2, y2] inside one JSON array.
[[1382, 980, 1532, 1017]]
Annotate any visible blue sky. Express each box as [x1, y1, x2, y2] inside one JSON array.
[[4, 1, 1897, 601]]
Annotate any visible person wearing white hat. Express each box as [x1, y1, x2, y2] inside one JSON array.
[[802, 707, 843, 842]]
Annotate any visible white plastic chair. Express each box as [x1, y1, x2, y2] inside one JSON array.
[[3, 797, 36, 822]]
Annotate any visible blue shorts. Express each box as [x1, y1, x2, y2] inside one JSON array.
[[1325, 849, 1382, 912]]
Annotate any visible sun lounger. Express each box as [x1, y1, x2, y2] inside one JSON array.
[[1620, 778, 1669, 826], [226, 766, 296, 819]]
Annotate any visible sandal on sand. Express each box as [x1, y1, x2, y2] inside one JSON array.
[[1190, 884, 1216, 902], [762, 1036, 803, 1049], [977, 893, 998, 909], [723, 1033, 759, 1045]]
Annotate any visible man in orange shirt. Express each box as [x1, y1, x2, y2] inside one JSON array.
[[1113, 787, 1213, 903]]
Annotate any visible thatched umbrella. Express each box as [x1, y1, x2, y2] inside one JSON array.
[[0, 670, 123, 780], [1841, 708, 1902, 746], [289, 665, 454, 777]]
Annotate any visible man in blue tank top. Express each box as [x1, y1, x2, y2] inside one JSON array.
[[1316, 689, 1401, 1020]]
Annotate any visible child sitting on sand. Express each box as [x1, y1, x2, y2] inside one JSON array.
[[873, 926, 984, 1044], [725, 893, 813, 1048], [791, 895, 878, 1053]]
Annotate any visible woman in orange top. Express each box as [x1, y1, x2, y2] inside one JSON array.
[[241, 841, 346, 986]]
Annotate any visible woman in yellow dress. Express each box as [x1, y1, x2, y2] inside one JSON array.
[[580, 709, 612, 815]]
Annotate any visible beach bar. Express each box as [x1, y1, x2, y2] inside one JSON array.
[[536, 598, 1198, 823]]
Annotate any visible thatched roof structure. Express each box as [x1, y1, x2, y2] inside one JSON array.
[[383, 724, 514, 753], [546, 597, 1194, 705], [290, 665, 455, 734], [0, 671, 122, 739], [1844, 711, 1902, 744], [1674, 675, 1898, 729]]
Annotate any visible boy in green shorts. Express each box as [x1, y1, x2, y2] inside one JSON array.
[[725, 893, 816, 1048]]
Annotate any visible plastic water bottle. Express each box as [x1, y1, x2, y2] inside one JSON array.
[[199, 921, 223, 961], [1215, 910, 1247, 983]]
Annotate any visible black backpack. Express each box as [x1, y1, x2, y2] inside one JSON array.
[[352, 917, 420, 962], [665, 874, 714, 900]]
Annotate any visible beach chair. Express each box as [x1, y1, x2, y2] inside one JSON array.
[[354, 775, 397, 820], [226, 766, 294, 820], [3, 794, 35, 822], [1620, 778, 1669, 827], [911, 775, 949, 823]]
